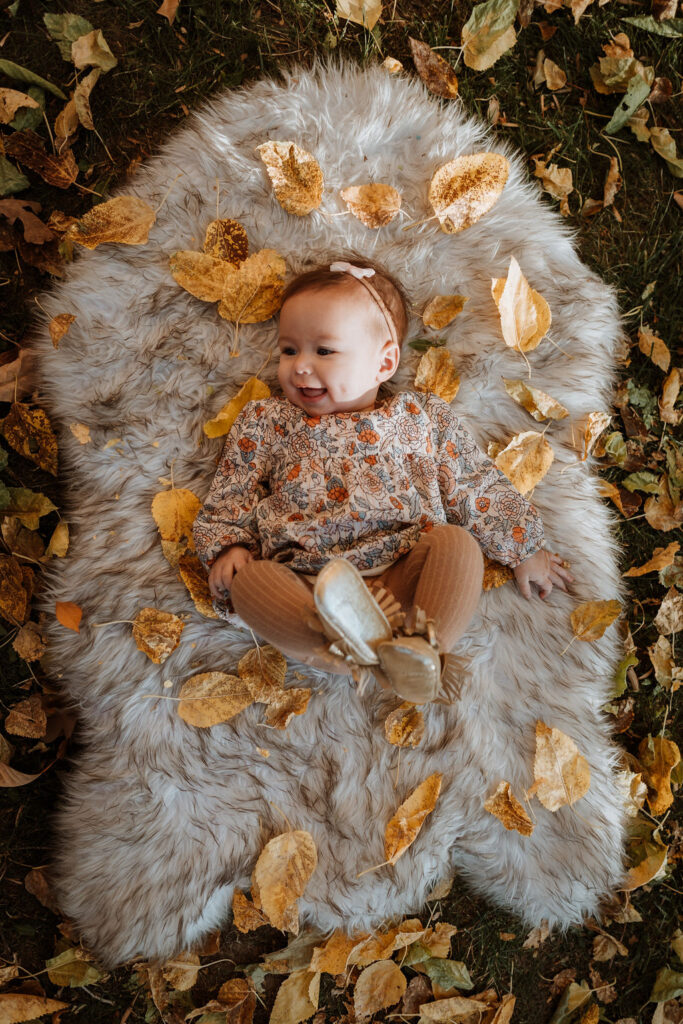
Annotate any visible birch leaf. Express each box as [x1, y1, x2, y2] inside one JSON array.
[[203, 377, 272, 438], [354, 960, 407, 1019], [0, 88, 40, 124], [461, 0, 519, 71], [339, 184, 402, 227], [335, 0, 382, 30], [649, 126, 683, 178], [569, 599, 622, 642], [638, 325, 670, 371], [531, 721, 590, 811], [419, 995, 492, 1020], [237, 644, 287, 702], [493, 430, 554, 495], [252, 830, 317, 932], [131, 607, 186, 664], [177, 672, 254, 727], [623, 844, 667, 890], [269, 969, 319, 1024], [152, 487, 200, 544], [0, 994, 70, 1022], [501, 378, 569, 421], [544, 58, 567, 89], [310, 931, 361, 974], [484, 780, 534, 835], [414, 347, 460, 402], [654, 586, 683, 634], [66, 195, 156, 248], [429, 153, 509, 233], [204, 218, 249, 265], [232, 889, 269, 932], [422, 295, 468, 329], [660, 367, 682, 425], [580, 411, 612, 460], [385, 772, 442, 865], [256, 141, 323, 216], [532, 157, 573, 217], [491, 256, 551, 350]]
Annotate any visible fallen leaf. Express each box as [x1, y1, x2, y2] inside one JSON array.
[[654, 586, 683, 634], [531, 721, 590, 811], [203, 377, 272, 438], [152, 487, 200, 547], [501, 378, 568, 421], [419, 994, 492, 1020], [484, 780, 534, 835], [0, 993, 69, 1020], [648, 635, 681, 692], [55, 600, 82, 632], [638, 325, 671, 371], [413, 346, 460, 402], [161, 950, 200, 990], [532, 157, 573, 216], [544, 58, 567, 89], [157, 0, 180, 25], [354, 960, 407, 1018], [461, 0, 518, 70], [238, 644, 288, 702], [252, 830, 317, 932], [385, 772, 442, 865], [0, 87, 40, 124], [335, 0, 382, 30], [659, 368, 682, 425], [46, 946, 104, 987], [204, 217, 249, 265], [649, 126, 683, 177], [339, 184, 402, 228], [177, 672, 254, 727], [382, 57, 404, 73], [644, 476, 682, 532], [4, 128, 78, 188], [623, 844, 667, 890], [491, 256, 552, 350], [256, 141, 323, 216], [263, 688, 311, 729], [66, 195, 156, 248], [131, 607, 186, 664], [310, 931, 360, 974], [73, 67, 102, 131], [385, 702, 425, 747], [232, 889, 270, 933], [409, 38, 458, 98], [638, 734, 681, 815], [422, 294, 468, 329], [71, 29, 118, 72], [592, 933, 628, 961], [1, 403, 58, 474], [428, 153, 509, 233], [217, 249, 287, 324], [569, 599, 622, 642], [5, 694, 46, 738], [48, 313, 76, 347], [270, 969, 319, 1024], [623, 541, 679, 576]]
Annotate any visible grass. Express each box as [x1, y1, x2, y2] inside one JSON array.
[[0, 0, 681, 1021]]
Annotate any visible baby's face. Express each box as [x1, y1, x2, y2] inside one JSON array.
[[277, 283, 399, 415]]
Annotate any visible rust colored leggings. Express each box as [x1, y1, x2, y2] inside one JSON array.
[[229, 523, 484, 677]]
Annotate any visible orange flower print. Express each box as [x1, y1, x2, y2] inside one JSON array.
[[274, 423, 285, 436], [364, 455, 377, 465], [475, 496, 490, 512], [445, 440, 458, 459], [238, 437, 257, 453], [406, 401, 420, 415], [304, 414, 320, 427], [291, 432, 314, 458], [288, 513, 304, 521], [327, 482, 349, 503], [358, 427, 380, 444], [287, 464, 302, 481], [389, 496, 404, 509], [512, 526, 527, 543]]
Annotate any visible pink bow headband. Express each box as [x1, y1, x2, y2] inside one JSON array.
[[329, 261, 398, 346]]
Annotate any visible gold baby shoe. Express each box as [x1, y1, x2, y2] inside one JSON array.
[[376, 635, 442, 704], [313, 558, 393, 666]]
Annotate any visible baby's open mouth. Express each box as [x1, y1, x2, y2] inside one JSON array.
[[299, 387, 327, 398]]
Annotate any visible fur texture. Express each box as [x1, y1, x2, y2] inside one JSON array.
[[30, 58, 630, 969]]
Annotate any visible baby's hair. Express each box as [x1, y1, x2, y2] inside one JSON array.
[[280, 254, 410, 346]]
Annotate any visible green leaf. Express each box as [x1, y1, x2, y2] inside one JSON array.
[[650, 967, 683, 1002], [461, 0, 519, 44], [621, 470, 661, 494], [622, 15, 683, 37], [606, 67, 654, 135], [611, 651, 638, 698], [0, 155, 29, 197], [603, 431, 627, 466], [9, 85, 45, 132], [626, 380, 658, 428], [0, 58, 67, 99], [417, 958, 473, 992], [408, 337, 447, 352], [43, 12, 94, 61], [46, 947, 105, 987], [401, 941, 432, 966]]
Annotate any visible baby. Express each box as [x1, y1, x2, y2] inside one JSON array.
[[192, 257, 574, 703]]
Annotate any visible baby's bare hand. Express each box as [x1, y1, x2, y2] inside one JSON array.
[[208, 546, 254, 599], [513, 549, 575, 601]]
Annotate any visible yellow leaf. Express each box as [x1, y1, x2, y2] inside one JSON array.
[[203, 377, 271, 438], [483, 780, 534, 836], [419, 995, 492, 1021], [310, 931, 361, 974], [660, 367, 682, 426], [414, 347, 460, 402], [0, 993, 69, 1022], [422, 922, 458, 958], [177, 672, 254, 727], [354, 960, 407, 1019], [422, 295, 468, 329], [178, 550, 219, 619], [161, 950, 201, 991], [532, 158, 573, 217], [428, 154, 509, 234], [55, 600, 82, 632], [256, 141, 323, 216], [493, 430, 554, 495], [66, 196, 155, 248], [490, 994, 516, 1023], [252, 830, 317, 933], [491, 257, 551, 351], [382, 57, 403, 73], [501, 378, 569, 422], [169, 250, 235, 302], [264, 688, 312, 729], [217, 249, 287, 324], [339, 184, 402, 228], [644, 476, 681, 532], [151, 487, 200, 545], [385, 773, 442, 865], [638, 325, 670, 372], [638, 735, 681, 815], [531, 721, 590, 811], [203, 217, 249, 266], [48, 313, 76, 347], [131, 607, 186, 664], [238, 644, 287, 701], [461, 0, 517, 72], [408, 38, 458, 99], [0, 88, 40, 123], [623, 845, 667, 891], [569, 599, 622, 642], [544, 58, 567, 90], [579, 411, 612, 461], [623, 541, 679, 577], [232, 889, 269, 933], [614, 767, 647, 816], [648, 635, 680, 692], [347, 920, 428, 966], [384, 702, 425, 748], [269, 968, 319, 1024]]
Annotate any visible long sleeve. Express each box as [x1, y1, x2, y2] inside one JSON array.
[[427, 394, 545, 568], [192, 401, 271, 572]]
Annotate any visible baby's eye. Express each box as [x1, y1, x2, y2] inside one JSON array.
[[317, 348, 333, 356]]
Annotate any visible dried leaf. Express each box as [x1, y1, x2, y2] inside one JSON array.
[[484, 780, 534, 835], [422, 295, 468, 329], [461, 0, 518, 70], [264, 688, 312, 729], [531, 721, 591, 811], [644, 476, 682, 532], [638, 734, 681, 815], [544, 58, 567, 89], [615, 767, 648, 816], [569, 599, 622, 642], [203, 377, 272, 438], [232, 889, 270, 932], [177, 672, 254, 727], [339, 184, 402, 228], [204, 218, 249, 265], [623, 845, 667, 890], [157, 0, 180, 25], [310, 931, 360, 974], [493, 430, 554, 495], [5, 695, 46, 738], [269, 969, 319, 1024], [1, 403, 58, 474], [131, 607, 186, 664], [385, 773, 442, 865], [501, 378, 568, 421], [532, 157, 573, 216], [48, 313, 76, 347], [55, 600, 82, 632], [648, 635, 680, 692], [592, 933, 627, 961], [382, 57, 404, 73], [73, 67, 101, 130], [419, 995, 492, 1020], [491, 256, 552, 350], [4, 128, 78, 188], [409, 38, 458, 98], [0, 993, 69, 1021], [238, 644, 288, 701], [649, 126, 683, 177], [659, 367, 682, 425], [428, 153, 509, 233], [46, 946, 104, 987], [256, 141, 323, 216], [252, 830, 317, 932], [623, 541, 679, 576], [217, 249, 287, 324], [638, 325, 670, 372], [654, 586, 683, 634], [335, 0, 382, 30], [0, 88, 40, 124], [71, 29, 118, 72], [152, 487, 200, 546], [66, 196, 156, 248], [413, 347, 460, 402], [385, 702, 425, 748], [161, 950, 201, 991], [354, 960, 407, 1018]]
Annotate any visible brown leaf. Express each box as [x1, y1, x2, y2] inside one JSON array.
[[252, 830, 317, 933], [157, 0, 180, 24], [0, 87, 40, 123], [422, 294, 468, 329], [55, 600, 82, 632], [49, 313, 76, 347], [429, 154, 509, 233], [409, 38, 458, 98], [384, 702, 425, 748], [623, 844, 667, 890], [310, 931, 360, 975], [232, 889, 269, 933], [0, 199, 55, 245], [66, 195, 156, 248], [0, 994, 69, 1021], [4, 128, 79, 188], [638, 734, 681, 815], [5, 694, 47, 738], [354, 960, 407, 1019], [161, 950, 201, 990], [71, 29, 118, 72], [0, 762, 43, 787], [131, 607, 186, 664], [339, 184, 402, 228], [531, 721, 590, 811], [24, 866, 61, 914], [484, 780, 534, 836], [335, 0, 382, 29], [623, 541, 679, 577], [654, 586, 683, 634], [659, 368, 682, 426], [544, 58, 567, 90], [638, 325, 670, 372], [419, 995, 492, 1020], [493, 429, 554, 495], [74, 68, 102, 131], [269, 969, 319, 1024], [385, 773, 442, 865], [264, 688, 311, 729], [0, 552, 32, 625], [216, 249, 287, 324], [532, 157, 573, 216], [1, 402, 58, 475], [501, 378, 568, 422], [203, 218, 249, 265], [256, 141, 323, 216]]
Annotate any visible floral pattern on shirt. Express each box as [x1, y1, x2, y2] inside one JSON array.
[[192, 390, 545, 583]]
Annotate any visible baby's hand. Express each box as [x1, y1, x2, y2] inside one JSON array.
[[208, 545, 254, 600], [513, 549, 574, 601]]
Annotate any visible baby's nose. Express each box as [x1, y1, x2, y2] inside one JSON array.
[[294, 358, 312, 376]]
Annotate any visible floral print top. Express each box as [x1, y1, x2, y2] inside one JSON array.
[[192, 389, 546, 583]]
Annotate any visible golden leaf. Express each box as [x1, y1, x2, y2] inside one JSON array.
[[493, 430, 554, 496], [419, 995, 492, 1021], [12, 621, 48, 662], [131, 607, 186, 664], [422, 295, 468, 329], [335, 0, 382, 28], [269, 968, 319, 1024], [339, 184, 402, 228], [532, 158, 573, 217], [256, 141, 323, 216], [238, 644, 287, 701], [483, 780, 534, 836], [648, 635, 680, 692], [264, 688, 312, 730], [177, 672, 254, 728], [169, 250, 234, 302], [66, 196, 155, 248], [490, 994, 516, 1024], [638, 735, 681, 815], [55, 600, 82, 632], [0, 553, 32, 625], [152, 487, 200, 546], [69, 422, 91, 444], [414, 347, 460, 402], [580, 411, 612, 461], [354, 960, 407, 1019], [203, 218, 249, 266], [203, 377, 271, 438], [310, 931, 361, 974], [0, 993, 70, 1020], [252, 830, 317, 933], [408, 38, 458, 99], [232, 889, 269, 933], [531, 721, 590, 811], [491, 257, 551, 351], [1, 403, 58, 475], [623, 845, 667, 891], [569, 599, 622, 642], [638, 325, 670, 372], [5, 695, 46, 739], [161, 951, 201, 991], [48, 313, 76, 347], [422, 922, 458, 958], [660, 367, 682, 426], [385, 773, 442, 865], [501, 378, 568, 422], [217, 249, 287, 324], [385, 702, 425, 748], [544, 58, 567, 90], [623, 541, 679, 577], [429, 154, 509, 234], [644, 476, 682, 532], [382, 57, 403, 73], [483, 556, 514, 590], [347, 920, 427, 966], [178, 551, 219, 619]]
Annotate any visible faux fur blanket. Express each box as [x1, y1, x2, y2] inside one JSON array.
[[31, 58, 629, 969]]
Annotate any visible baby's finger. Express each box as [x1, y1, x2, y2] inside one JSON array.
[[517, 575, 532, 600]]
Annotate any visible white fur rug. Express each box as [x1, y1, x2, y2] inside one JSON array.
[[31, 58, 629, 969]]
